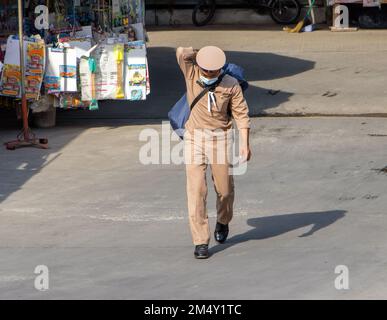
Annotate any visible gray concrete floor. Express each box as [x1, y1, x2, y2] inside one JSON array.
[[1, 117, 387, 299]]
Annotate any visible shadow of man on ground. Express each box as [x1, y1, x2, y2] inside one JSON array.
[[210, 210, 346, 256]]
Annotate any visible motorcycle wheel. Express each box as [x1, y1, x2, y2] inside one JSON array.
[[270, 0, 301, 24], [192, 0, 217, 27]]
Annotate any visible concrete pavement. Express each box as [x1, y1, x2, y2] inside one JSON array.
[[145, 26, 387, 117], [1, 117, 387, 299]]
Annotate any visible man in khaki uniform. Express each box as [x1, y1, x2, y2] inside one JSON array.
[[176, 46, 251, 259]]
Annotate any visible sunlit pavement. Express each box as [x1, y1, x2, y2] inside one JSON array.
[[1, 117, 387, 299]]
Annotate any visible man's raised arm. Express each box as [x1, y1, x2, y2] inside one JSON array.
[[176, 47, 197, 79]]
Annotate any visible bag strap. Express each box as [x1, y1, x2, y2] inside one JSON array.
[[190, 87, 210, 111], [190, 73, 225, 111]]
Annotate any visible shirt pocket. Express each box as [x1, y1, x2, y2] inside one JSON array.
[[215, 92, 231, 113]]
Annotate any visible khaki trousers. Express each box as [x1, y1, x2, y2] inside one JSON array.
[[184, 129, 234, 245]]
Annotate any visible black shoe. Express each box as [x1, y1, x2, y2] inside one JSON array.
[[194, 244, 209, 259], [214, 222, 229, 243]]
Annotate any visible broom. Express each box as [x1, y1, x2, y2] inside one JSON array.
[[283, 0, 316, 33]]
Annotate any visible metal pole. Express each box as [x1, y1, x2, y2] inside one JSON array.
[[4, 0, 49, 150], [18, 0, 29, 141], [308, 0, 316, 24], [18, 0, 25, 95], [45, 0, 50, 42]]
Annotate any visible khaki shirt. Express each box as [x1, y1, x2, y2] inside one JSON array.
[[176, 47, 251, 133]]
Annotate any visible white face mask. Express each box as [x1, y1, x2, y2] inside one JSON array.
[[200, 75, 218, 86]]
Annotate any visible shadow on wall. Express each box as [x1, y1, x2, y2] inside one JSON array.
[[210, 210, 346, 255], [57, 46, 315, 120]]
